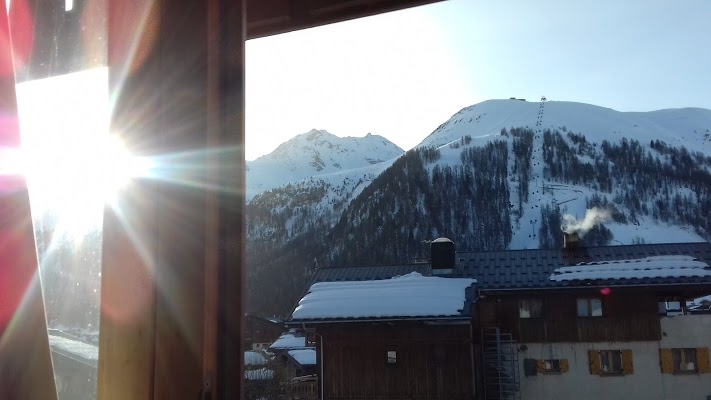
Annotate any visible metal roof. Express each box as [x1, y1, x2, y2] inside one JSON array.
[[457, 242, 711, 291], [310, 263, 432, 284]]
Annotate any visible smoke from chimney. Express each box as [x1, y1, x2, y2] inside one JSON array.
[[561, 207, 612, 237]]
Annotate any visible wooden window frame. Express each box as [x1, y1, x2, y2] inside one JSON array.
[[543, 359, 561, 374], [599, 350, 623, 375], [672, 348, 698, 374], [589, 350, 633, 376], [577, 297, 603, 317]]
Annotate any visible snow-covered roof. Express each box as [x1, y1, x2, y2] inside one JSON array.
[[288, 348, 317, 366], [245, 351, 268, 366], [269, 332, 306, 349], [49, 334, 99, 362], [244, 368, 274, 381], [550, 255, 711, 281], [291, 272, 475, 321]]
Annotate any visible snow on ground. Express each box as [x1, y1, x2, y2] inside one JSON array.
[[288, 349, 317, 366], [244, 368, 274, 381], [550, 255, 711, 281], [291, 272, 475, 320]]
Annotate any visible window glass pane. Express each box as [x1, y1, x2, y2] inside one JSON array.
[[7, 0, 111, 398], [591, 298, 603, 316], [683, 348, 696, 371], [544, 359, 560, 372], [577, 298, 589, 316], [611, 351, 622, 373], [519, 300, 531, 318], [672, 349, 682, 371], [600, 351, 609, 372], [387, 350, 397, 364], [530, 299, 542, 318]]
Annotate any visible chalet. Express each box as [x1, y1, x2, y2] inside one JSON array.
[[245, 314, 284, 351], [289, 268, 477, 400], [287, 238, 711, 400]]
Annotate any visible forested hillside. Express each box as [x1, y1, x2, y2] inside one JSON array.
[[246, 100, 711, 316]]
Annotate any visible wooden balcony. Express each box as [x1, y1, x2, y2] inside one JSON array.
[[291, 375, 318, 400], [518, 315, 661, 342]]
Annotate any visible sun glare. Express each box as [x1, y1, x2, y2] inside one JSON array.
[[14, 67, 145, 238]]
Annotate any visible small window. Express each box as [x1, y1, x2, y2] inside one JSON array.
[[599, 350, 623, 374], [519, 299, 543, 318], [577, 298, 602, 317], [387, 350, 397, 364], [543, 359, 561, 373], [672, 348, 697, 373]]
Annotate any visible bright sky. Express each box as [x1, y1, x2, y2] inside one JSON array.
[[245, 0, 711, 160]]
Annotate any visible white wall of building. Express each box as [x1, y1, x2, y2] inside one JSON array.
[[517, 315, 711, 400]]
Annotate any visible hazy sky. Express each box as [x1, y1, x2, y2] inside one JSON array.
[[245, 0, 711, 160]]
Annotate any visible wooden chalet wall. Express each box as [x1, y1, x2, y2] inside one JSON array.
[[318, 323, 474, 400], [477, 290, 661, 342], [244, 315, 284, 348]]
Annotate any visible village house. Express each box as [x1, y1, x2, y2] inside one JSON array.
[[245, 314, 284, 351], [287, 238, 711, 400]]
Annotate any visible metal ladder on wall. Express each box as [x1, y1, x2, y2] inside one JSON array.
[[481, 327, 521, 400]]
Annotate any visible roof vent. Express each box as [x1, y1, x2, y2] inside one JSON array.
[[431, 238, 455, 274]]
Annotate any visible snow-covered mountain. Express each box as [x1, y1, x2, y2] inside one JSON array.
[[247, 99, 711, 316], [419, 99, 711, 154], [246, 129, 403, 200]]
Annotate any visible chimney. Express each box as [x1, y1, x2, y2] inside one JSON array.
[[431, 238, 455, 275], [564, 232, 580, 249]]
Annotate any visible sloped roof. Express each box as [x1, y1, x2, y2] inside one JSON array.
[[270, 331, 307, 350], [310, 263, 431, 284], [291, 272, 475, 321], [288, 348, 317, 366], [245, 351, 268, 366], [458, 242, 711, 290]]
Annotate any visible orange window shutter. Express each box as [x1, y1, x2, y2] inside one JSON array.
[[697, 348, 710, 374], [621, 350, 634, 374], [536, 359, 545, 373], [560, 359, 570, 373], [659, 349, 674, 374], [588, 351, 601, 375]]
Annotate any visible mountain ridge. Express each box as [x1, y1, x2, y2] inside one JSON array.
[[246, 128, 403, 200], [246, 99, 711, 316]]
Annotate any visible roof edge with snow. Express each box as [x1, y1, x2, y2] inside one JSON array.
[[290, 272, 475, 322]]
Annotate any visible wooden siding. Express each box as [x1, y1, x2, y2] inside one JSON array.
[[244, 315, 284, 347], [318, 324, 474, 400], [477, 290, 662, 342]]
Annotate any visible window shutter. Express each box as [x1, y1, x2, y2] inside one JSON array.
[[535, 359, 545, 373], [697, 347, 710, 374], [621, 350, 634, 374], [588, 351, 601, 375], [560, 359, 569, 373], [659, 348, 674, 374], [523, 359, 538, 376]]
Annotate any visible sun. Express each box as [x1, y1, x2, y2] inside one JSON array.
[[14, 67, 147, 239]]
